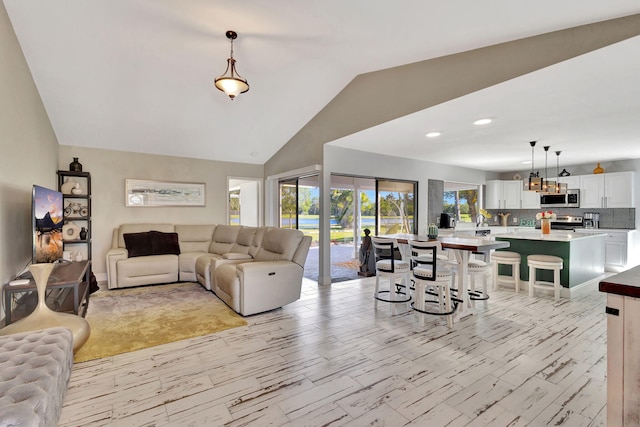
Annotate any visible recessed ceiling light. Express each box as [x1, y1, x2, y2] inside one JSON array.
[[522, 160, 532, 164], [473, 118, 493, 126], [425, 131, 441, 138]]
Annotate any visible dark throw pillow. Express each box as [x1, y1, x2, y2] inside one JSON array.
[[123, 232, 153, 257], [149, 231, 181, 255]]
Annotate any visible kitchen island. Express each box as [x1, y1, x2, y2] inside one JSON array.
[[493, 230, 606, 289]]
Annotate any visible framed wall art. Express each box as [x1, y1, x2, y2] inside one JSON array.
[[125, 179, 206, 207]]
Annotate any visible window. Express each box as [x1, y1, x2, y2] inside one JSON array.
[[377, 179, 417, 235], [443, 182, 480, 224]]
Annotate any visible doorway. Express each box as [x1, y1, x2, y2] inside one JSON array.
[[276, 173, 417, 283], [227, 177, 262, 226]]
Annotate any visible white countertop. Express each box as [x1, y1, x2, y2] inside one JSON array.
[[492, 230, 607, 242]]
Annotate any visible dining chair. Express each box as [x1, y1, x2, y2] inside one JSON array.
[[371, 237, 411, 313], [408, 240, 455, 327]]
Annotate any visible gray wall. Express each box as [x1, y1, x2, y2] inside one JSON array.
[[0, 2, 59, 292], [58, 145, 263, 277], [265, 13, 640, 178]]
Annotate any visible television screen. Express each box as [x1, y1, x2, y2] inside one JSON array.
[[32, 185, 64, 263]]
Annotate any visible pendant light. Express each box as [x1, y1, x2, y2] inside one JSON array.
[[527, 141, 543, 191], [214, 31, 249, 100], [542, 146, 556, 193], [554, 151, 568, 194]]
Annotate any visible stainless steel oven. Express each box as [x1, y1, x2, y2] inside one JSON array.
[[540, 189, 580, 208]]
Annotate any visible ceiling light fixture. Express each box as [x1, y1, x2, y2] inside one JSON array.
[[214, 30, 249, 100], [542, 146, 556, 193], [527, 141, 543, 191], [554, 151, 568, 194], [425, 131, 441, 138], [473, 118, 492, 126]]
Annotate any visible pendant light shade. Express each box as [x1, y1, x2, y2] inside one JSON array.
[[214, 31, 249, 100]]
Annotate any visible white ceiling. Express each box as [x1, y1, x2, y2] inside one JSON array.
[[5, 1, 640, 172]]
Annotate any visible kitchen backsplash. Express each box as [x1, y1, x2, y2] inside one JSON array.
[[483, 208, 635, 229]]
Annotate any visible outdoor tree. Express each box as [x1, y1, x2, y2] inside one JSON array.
[[280, 185, 297, 228], [331, 189, 354, 228], [379, 192, 412, 233], [458, 189, 478, 220], [360, 191, 375, 216]]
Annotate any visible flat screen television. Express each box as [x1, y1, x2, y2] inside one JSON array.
[[32, 184, 64, 263]]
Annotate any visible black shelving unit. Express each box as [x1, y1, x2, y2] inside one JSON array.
[[57, 170, 92, 263]]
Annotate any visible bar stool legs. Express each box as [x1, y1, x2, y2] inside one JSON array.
[[467, 260, 491, 308], [527, 254, 563, 301], [492, 251, 521, 293]]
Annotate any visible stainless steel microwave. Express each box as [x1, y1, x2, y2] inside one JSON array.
[[540, 189, 580, 208]]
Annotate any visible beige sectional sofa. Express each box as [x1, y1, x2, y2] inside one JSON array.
[[106, 224, 311, 315]]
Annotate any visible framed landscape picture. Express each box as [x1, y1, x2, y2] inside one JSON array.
[[125, 179, 206, 207]]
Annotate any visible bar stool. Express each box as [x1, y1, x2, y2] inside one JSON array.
[[408, 240, 455, 327], [447, 256, 491, 308], [491, 251, 521, 293], [527, 254, 563, 301], [467, 259, 491, 307], [371, 237, 411, 313]]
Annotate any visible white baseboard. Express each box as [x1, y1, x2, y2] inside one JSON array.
[[499, 276, 607, 299]]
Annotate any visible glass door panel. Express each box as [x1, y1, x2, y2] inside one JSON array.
[[279, 179, 298, 229], [298, 175, 319, 245], [377, 179, 417, 235]]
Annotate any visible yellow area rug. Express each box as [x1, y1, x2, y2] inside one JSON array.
[[74, 282, 247, 363]]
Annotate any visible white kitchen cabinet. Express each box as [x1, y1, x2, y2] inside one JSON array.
[[579, 174, 604, 208], [605, 172, 635, 208], [579, 171, 635, 208], [575, 229, 636, 272], [606, 232, 627, 272], [486, 180, 522, 209], [520, 187, 540, 209], [557, 175, 580, 190]]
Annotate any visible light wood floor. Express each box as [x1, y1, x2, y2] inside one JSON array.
[[60, 276, 608, 426]]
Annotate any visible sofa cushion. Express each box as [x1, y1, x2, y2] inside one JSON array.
[[118, 223, 174, 249], [254, 228, 304, 262], [123, 232, 153, 257], [150, 231, 181, 255], [175, 224, 216, 252], [249, 227, 267, 258], [123, 231, 180, 257], [230, 226, 257, 254], [209, 225, 241, 255]]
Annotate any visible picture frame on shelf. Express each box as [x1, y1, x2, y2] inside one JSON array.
[[125, 179, 206, 207]]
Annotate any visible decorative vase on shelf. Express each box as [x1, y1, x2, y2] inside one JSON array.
[[593, 163, 604, 174], [0, 263, 91, 352], [427, 223, 439, 240], [71, 183, 83, 195], [60, 178, 77, 194], [541, 218, 551, 235], [69, 157, 82, 172], [79, 227, 87, 240]]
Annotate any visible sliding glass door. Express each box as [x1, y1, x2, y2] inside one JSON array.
[[279, 175, 320, 243], [377, 179, 417, 235]]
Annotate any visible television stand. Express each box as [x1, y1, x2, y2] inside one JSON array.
[[3, 260, 90, 325]]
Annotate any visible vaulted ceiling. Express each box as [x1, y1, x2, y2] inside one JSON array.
[[5, 1, 640, 172]]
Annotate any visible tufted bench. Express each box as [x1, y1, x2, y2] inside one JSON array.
[[0, 327, 73, 427]]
